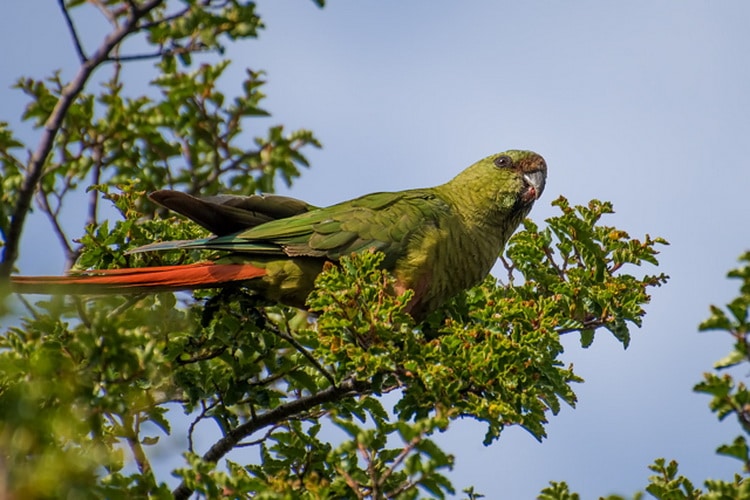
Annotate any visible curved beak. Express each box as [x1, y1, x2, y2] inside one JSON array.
[[523, 170, 546, 200]]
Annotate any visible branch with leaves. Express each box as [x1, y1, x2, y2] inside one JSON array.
[[541, 253, 750, 499], [0, 0, 320, 275]]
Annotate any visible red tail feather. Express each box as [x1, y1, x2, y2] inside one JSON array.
[[10, 262, 266, 294]]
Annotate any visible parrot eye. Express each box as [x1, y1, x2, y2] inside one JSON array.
[[493, 155, 512, 168]]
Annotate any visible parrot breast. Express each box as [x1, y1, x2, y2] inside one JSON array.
[[394, 213, 509, 319]]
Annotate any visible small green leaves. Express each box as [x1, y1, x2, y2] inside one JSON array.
[[644, 459, 701, 499], [716, 436, 750, 467], [551, 252, 750, 499], [3, 192, 668, 496], [699, 253, 750, 377], [0, 121, 23, 243], [503, 196, 669, 349], [305, 192, 669, 447], [538, 481, 581, 500], [695, 253, 750, 465], [307, 251, 415, 382], [329, 414, 455, 499]]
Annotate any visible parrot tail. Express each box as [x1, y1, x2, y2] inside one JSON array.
[[10, 262, 267, 295]]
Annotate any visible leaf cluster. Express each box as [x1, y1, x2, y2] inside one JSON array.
[[544, 253, 750, 498], [694, 252, 750, 470]]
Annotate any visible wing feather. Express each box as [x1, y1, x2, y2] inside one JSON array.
[[136, 189, 449, 263]]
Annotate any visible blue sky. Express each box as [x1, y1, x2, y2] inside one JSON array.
[[2, 1, 749, 497]]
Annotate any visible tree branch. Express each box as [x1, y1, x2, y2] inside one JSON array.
[[187, 400, 215, 453], [172, 378, 370, 500], [35, 189, 75, 264], [124, 412, 153, 477], [105, 42, 211, 64], [275, 328, 337, 388], [0, 0, 164, 277], [378, 435, 421, 489], [58, 0, 87, 63], [556, 315, 611, 335]]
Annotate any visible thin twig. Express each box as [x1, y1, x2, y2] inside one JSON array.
[[175, 346, 227, 365], [386, 478, 418, 498], [105, 48, 170, 63], [89, 0, 118, 24], [378, 435, 421, 487], [132, 5, 191, 33], [112, 16, 214, 62], [110, 294, 147, 316], [542, 246, 565, 279], [275, 329, 337, 388], [73, 296, 93, 329], [57, 0, 87, 62], [86, 144, 103, 229], [499, 255, 515, 285], [234, 423, 284, 448], [15, 294, 41, 320], [187, 400, 215, 453], [245, 370, 290, 389], [556, 316, 610, 335], [35, 189, 75, 264], [122, 412, 153, 476], [363, 442, 378, 498]]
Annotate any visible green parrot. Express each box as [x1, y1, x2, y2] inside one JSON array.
[[12, 150, 547, 319]]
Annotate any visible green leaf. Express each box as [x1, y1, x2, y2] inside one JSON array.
[[716, 436, 750, 465]]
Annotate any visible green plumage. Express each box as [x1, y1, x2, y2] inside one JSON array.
[[141, 150, 548, 319]]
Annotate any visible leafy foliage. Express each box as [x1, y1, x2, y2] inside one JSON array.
[[0, 1, 669, 498], [548, 253, 750, 498], [0, 198, 666, 498], [694, 252, 750, 472]]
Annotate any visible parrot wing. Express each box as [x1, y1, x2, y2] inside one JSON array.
[[136, 190, 449, 266], [149, 190, 317, 236]]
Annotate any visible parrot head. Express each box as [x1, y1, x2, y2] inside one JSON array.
[[504, 150, 547, 204], [443, 149, 547, 223]]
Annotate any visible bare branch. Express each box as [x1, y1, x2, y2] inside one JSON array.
[[105, 48, 167, 62], [57, 0, 87, 62], [174, 346, 227, 365], [104, 41, 214, 64], [172, 378, 370, 500], [543, 246, 565, 280], [89, 0, 117, 24], [499, 255, 515, 285], [73, 296, 93, 329], [234, 423, 284, 448], [0, 0, 165, 277], [187, 400, 216, 453], [35, 189, 75, 265]]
